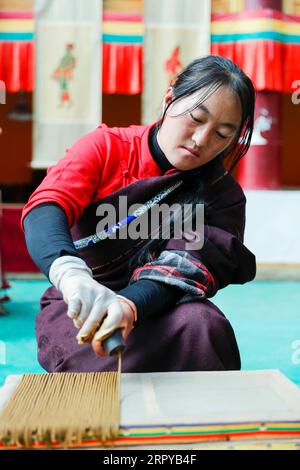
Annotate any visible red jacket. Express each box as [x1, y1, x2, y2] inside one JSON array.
[[22, 123, 256, 291], [22, 123, 178, 227]]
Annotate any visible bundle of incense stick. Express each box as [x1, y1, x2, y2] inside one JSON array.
[[0, 355, 122, 448]]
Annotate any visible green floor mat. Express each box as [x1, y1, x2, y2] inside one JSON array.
[[0, 280, 299, 387]]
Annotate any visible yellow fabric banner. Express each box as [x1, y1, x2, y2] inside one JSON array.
[[212, 0, 244, 14], [283, 0, 300, 15], [0, 0, 33, 9], [104, 0, 143, 14]]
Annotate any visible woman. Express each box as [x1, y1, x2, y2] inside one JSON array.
[[22, 55, 256, 373]]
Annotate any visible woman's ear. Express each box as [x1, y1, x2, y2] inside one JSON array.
[[162, 86, 174, 113]]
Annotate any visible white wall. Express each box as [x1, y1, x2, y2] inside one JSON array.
[[244, 190, 300, 264]]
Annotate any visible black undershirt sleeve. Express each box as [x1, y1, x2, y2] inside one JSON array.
[[118, 280, 183, 322], [23, 203, 81, 277], [23, 204, 182, 321]]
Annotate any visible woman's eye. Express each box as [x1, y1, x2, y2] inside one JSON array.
[[216, 132, 228, 140], [189, 113, 231, 140], [189, 112, 202, 123], [217, 132, 227, 139]]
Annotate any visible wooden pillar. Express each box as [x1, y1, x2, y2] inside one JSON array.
[[238, 0, 282, 189]]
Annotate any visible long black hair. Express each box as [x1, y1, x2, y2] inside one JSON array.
[[129, 55, 255, 269], [159, 54, 255, 173]]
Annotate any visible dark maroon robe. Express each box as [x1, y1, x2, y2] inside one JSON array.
[[36, 162, 256, 372]]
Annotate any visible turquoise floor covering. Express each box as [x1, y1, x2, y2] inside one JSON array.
[[0, 279, 299, 387]]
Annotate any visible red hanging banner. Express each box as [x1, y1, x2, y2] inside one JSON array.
[[211, 8, 300, 93]]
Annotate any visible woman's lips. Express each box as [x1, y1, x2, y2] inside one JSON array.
[[182, 146, 200, 158]]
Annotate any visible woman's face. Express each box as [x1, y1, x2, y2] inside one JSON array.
[[157, 85, 242, 171]]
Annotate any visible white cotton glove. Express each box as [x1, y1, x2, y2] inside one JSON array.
[[91, 295, 137, 356], [49, 256, 122, 343]]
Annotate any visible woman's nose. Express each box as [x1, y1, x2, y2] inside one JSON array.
[[192, 126, 212, 147]]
